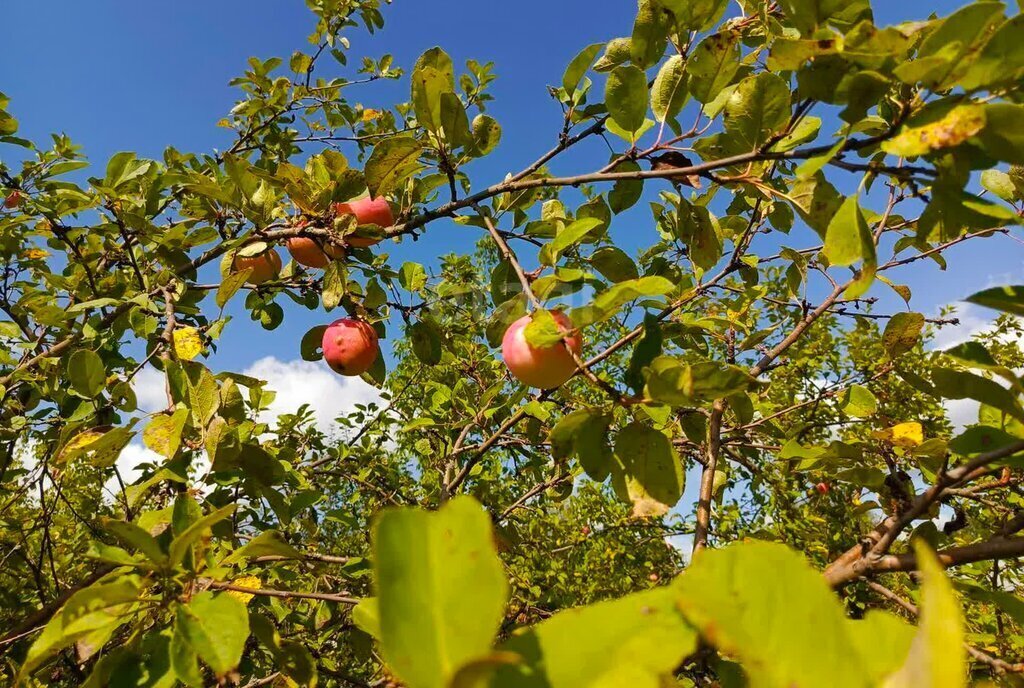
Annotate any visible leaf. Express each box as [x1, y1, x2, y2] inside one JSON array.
[[674, 541, 863, 687], [981, 170, 1018, 202], [365, 137, 423, 198], [411, 47, 455, 133], [931, 368, 1024, 421], [660, 0, 730, 32], [778, 0, 867, 35], [872, 422, 924, 448], [409, 319, 443, 366], [539, 217, 603, 266], [471, 114, 502, 155], [589, 246, 639, 282], [823, 195, 874, 268], [223, 530, 304, 565], [301, 324, 327, 362], [847, 612, 916, 685], [608, 160, 643, 214], [687, 31, 741, 104], [562, 42, 603, 94], [882, 312, 925, 357], [68, 349, 106, 398], [724, 73, 791, 149], [960, 14, 1024, 91], [99, 517, 167, 564], [322, 261, 346, 311], [645, 356, 759, 405], [175, 592, 250, 678], [882, 542, 966, 687], [965, 285, 1024, 317], [651, 55, 688, 123], [216, 270, 250, 309], [594, 37, 632, 72], [490, 587, 698, 688], [548, 408, 613, 481], [570, 276, 674, 327], [976, 104, 1024, 164], [168, 504, 236, 568], [605, 65, 649, 140], [440, 93, 473, 149], [631, 0, 670, 69], [843, 384, 877, 417], [611, 422, 684, 518], [399, 261, 428, 292], [172, 327, 203, 361], [373, 496, 508, 688], [143, 408, 189, 459], [882, 105, 986, 158]]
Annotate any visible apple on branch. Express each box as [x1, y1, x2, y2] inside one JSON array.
[[322, 318, 380, 376], [333, 196, 394, 247], [232, 244, 282, 285], [502, 311, 582, 389]]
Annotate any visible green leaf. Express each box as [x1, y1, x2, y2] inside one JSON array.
[[176, 592, 250, 678], [843, 384, 877, 417], [881, 541, 966, 687], [882, 312, 925, 357], [882, 104, 985, 158], [168, 504, 236, 568], [411, 47, 455, 132], [365, 137, 423, 198], [399, 261, 428, 292], [687, 31, 741, 104], [223, 530, 304, 565], [440, 93, 473, 149], [301, 324, 327, 362], [724, 73, 791, 149], [98, 517, 167, 564], [932, 368, 1024, 421], [960, 14, 1024, 91], [562, 42, 604, 95], [539, 217, 603, 266], [68, 349, 106, 398], [651, 55, 688, 123], [611, 422, 684, 517], [778, 0, 867, 35], [674, 541, 863, 687], [605, 65, 649, 140], [548, 408, 613, 481], [608, 160, 643, 214], [965, 285, 1024, 317], [491, 587, 698, 687], [980, 170, 1018, 202], [409, 319, 443, 366], [594, 37, 632, 72], [372, 496, 508, 688], [977, 103, 1024, 165], [471, 114, 502, 155], [631, 0, 671, 69], [660, 0, 730, 32], [589, 246, 639, 282], [523, 309, 569, 348], [824, 195, 873, 268], [143, 408, 189, 459], [216, 270, 250, 309], [570, 276, 674, 327], [645, 356, 759, 405], [847, 612, 915, 685]]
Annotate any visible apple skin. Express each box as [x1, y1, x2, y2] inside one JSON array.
[[233, 250, 282, 285], [286, 237, 344, 269], [333, 197, 394, 247], [322, 318, 379, 376], [815, 482, 830, 495], [502, 311, 582, 389]]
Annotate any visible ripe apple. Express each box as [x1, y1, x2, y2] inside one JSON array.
[[648, 572, 659, 582], [4, 191, 22, 208], [815, 482, 830, 495], [232, 249, 282, 285], [333, 197, 394, 247], [286, 237, 344, 269], [501, 311, 582, 389], [322, 318, 379, 376]]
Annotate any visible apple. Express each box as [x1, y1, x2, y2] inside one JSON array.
[[501, 311, 581, 389], [815, 482, 830, 495], [333, 197, 394, 247], [4, 191, 22, 208], [322, 318, 379, 376], [581, 525, 591, 536], [286, 237, 344, 269], [648, 572, 659, 582], [232, 249, 281, 285]]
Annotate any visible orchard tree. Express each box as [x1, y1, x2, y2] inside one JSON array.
[[4, 0, 1024, 685]]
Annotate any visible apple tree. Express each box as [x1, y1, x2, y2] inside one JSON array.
[[4, 0, 1024, 685]]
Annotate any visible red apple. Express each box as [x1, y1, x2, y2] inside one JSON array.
[[581, 525, 591, 536], [501, 311, 581, 389], [333, 197, 394, 247], [4, 191, 22, 208], [648, 572, 660, 582], [322, 318, 379, 376], [815, 482, 830, 495], [232, 249, 281, 285], [286, 237, 344, 269]]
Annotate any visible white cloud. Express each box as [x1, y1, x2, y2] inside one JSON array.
[[944, 398, 979, 432], [133, 366, 169, 414], [242, 356, 383, 435], [929, 304, 990, 350]]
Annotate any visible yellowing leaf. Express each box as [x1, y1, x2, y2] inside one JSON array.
[[56, 431, 104, 464], [883, 105, 986, 158], [173, 327, 203, 361], [225, 576, 261, 605], [362, 108, 382, 121], [22, 248, 49, 260], [873, 422, 924, 448]]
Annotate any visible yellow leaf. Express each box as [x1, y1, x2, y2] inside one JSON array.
[[22, 248, 49, 260], [225, 575, 262, 605], [873, 422, 923, 448], [173, 327, 203, 361], [56, 431, 104, 464], [883, 105, 986, 158], [362, 108, 381, 121]]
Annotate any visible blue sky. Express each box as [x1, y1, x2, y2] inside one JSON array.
[[1, 0, 1019, 387]]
